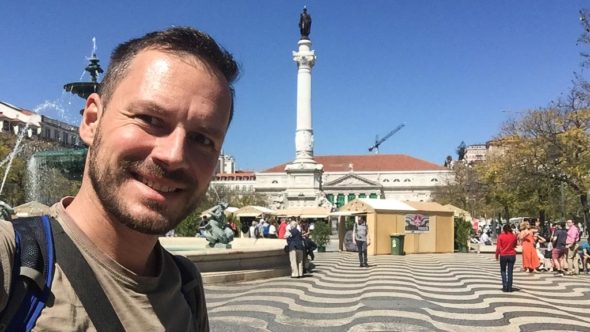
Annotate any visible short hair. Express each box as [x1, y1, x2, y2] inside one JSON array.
[[519, 221, 529, 231], [99, 26, 239, 124], [503, 224, 512, 233]]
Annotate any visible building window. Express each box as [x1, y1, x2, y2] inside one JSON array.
[[336, 194, 345, 207], [347, 193, 356, 202], [431, 178, 439, 182], [404, 178, 411, 182], [326, 194, 334, 204], [382, 179, 390, 182], [393, 179, 400, 182], [272, 180, 278, 184], [359, 193, 366, 198], [369, 193, 378, 199]]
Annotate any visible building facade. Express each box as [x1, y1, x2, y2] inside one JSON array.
[[251, 154, 452, 210], [0, 101, 80, 146]]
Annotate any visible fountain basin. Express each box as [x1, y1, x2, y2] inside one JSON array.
[[160, 237, 290, 284]]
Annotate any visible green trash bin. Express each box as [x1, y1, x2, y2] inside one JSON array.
[[390, 234, 405, 255]]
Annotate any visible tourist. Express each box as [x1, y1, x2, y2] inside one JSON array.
[[518, 221, 540, 273], [352, 216, 370, 267], [278, 218, 288, 239], [496, 224, 518, 292], [286, 220, 305, 278], [579, 241, 590, 274], [249, 221, 259, 238], [268, 219, 278, 238], [480, 230, 492, 245], [198, 215, 209, 237], [565, 219, 581, 275], [0, 27, 238, 330], [551, 221, 568, 276]]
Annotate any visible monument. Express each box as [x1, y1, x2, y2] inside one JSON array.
[[284, 7, 325, 208]]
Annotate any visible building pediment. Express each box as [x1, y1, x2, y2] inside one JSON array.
[[324, 174, 381, 189]]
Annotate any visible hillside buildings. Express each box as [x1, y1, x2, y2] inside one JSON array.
[[0, 101, 80, 146]]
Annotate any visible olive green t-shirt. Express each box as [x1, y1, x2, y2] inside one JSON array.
[[0, 198, 208, 331]]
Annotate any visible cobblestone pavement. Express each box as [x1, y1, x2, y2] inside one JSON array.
[[205, 252, 590, 331]]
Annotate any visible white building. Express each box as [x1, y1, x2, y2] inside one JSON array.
[[217, 153, 236, 174], [254, 154, 452, 209], [0, 101, 42, 138], [464, 144, 487, 164], [0, 100, 80, 146]]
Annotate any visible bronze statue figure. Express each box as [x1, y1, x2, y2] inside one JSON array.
[[299, 7, 312, 39]]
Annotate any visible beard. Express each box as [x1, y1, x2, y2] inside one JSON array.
[[88, 126, 204, 235]]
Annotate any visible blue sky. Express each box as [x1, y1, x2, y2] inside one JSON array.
[[1, 1, 588, 171]]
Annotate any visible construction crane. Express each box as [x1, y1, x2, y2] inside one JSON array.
[[368, 123, 405, 154]]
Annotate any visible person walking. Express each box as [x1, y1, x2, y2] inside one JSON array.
[[496, 224, 518, 292], [565, 219, 581, 275], [552, 221, 568, 276], [352, 216, 370, 267], [286, 220, 305, 278]]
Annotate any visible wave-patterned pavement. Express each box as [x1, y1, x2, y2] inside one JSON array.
[[204, 252, 590, 332]]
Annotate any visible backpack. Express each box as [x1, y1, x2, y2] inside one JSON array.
[[0, 215, 202, 331]]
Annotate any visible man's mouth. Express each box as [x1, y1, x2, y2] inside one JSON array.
[[136, 175, 180, 193]]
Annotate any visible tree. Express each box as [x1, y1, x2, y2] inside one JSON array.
[[456, 141, 467, 161]]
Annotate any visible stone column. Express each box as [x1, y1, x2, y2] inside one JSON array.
[[292, 39, 316, 163]]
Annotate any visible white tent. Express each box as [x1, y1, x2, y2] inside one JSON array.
[[274, 207, 331, 219], [234, 206, 274, 218]]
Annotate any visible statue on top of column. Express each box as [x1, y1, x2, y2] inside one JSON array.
[[299, 7, 312, 39]]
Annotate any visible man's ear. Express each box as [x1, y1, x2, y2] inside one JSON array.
[[79, 93, 104, 146]]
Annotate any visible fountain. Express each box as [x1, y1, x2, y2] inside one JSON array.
[[63, 52, 103, 103], [25, 47, 104, 204]]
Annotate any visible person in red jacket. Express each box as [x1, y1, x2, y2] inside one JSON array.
[[496, 224, 518, 292]]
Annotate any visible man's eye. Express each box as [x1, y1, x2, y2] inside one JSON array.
[[138, 115, 163, 127], [188, 133, 214, 147]]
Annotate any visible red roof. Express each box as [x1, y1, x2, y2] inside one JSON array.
[[261, 154, 446, 173], [214, 171, 255, 178]]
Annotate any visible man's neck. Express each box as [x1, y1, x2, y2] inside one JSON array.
[[64, 189, 159, 276]]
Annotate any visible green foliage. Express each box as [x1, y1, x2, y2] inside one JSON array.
[[344, 217, 356, 231], [311, 220, 331, 247], [175, 209, 200, 237], [453, 217, 471, 252]]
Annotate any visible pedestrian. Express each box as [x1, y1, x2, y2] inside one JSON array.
[[249, 221, 258, 238], [579, 241, 590, 274], [496, 224, 518, 292], [518, 221, 540, 273], [551, 221, 568, 276], [285, 220, 305, 278], [278, 218, 288, 239], [268, 219, 278, 238], [0, 26, 238, 331], [565, 219, 581, 275], [352, 216, 370, 267], [198, 215, 209, 237]]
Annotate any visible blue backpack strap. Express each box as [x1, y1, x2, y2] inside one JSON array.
[[0, 215, 55, 332]]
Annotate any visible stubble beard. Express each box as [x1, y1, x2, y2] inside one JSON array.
[[88, 126, 204, 235]]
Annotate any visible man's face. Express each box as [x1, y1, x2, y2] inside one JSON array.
[[87, 49, 231, 235]]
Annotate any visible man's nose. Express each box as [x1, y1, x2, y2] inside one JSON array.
[[152, 128, 188, 170]]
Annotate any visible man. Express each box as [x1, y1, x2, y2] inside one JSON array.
[[565, 219, 581, 275], [551, 221, 568, 276], [578, 241, 590, 274], [0, 27, 238, 330], [352, 216, 370, 267], [198, 215, 209, 237]]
